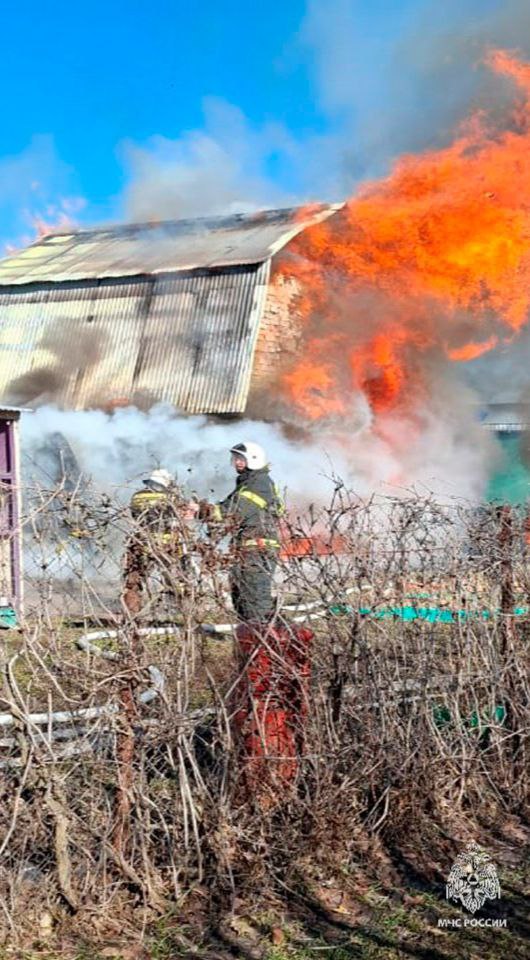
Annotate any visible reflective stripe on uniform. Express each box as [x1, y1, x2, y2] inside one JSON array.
[[273, 483, 285, 516], [241, 537, 280, 549], [131, 491, 167, 507], [239, 489, 268, 509], [211, 504, 223, 521]]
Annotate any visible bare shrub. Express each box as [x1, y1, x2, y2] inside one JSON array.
[[0, 478, 528, 944]]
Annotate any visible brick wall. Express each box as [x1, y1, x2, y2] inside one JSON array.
[[246, 271, 302, 413]]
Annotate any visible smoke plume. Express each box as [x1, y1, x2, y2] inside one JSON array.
[[300, 0, 530, 178], [20, 401, 498, 506], [8, 1, 526, 507], [121, 99, 298, 222], [0, 135, 86, 252]]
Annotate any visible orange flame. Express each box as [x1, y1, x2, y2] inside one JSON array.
[[446, 335, 499, 362], [280, 50, 530, 421], [31, 197, 86, 239], [279, 531, 347, 559]]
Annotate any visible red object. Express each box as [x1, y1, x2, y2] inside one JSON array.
[[232, 622, 313, 800], [278, 523, 348, 560]]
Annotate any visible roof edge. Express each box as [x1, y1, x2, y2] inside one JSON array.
[[267, 202, 345, 258], [0, 203, 346, 287]]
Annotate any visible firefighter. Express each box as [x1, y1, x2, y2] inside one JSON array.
[[200, 442, 284, 623], [122, 468, 192, 615], [200, 445, 315, 807]]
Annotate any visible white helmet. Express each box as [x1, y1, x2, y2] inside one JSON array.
[[144, 468, 173, 491], [230, 441, 267, 470]]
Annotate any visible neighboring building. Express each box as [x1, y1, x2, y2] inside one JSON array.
[[0, 205, 342, 415], [480, 402, 530, 504], [480, 402, 530, 433]]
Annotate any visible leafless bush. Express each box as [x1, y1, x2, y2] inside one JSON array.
[[0, 479, 528, 944]]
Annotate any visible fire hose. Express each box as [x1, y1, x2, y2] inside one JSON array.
[[0, 584, 517, 766], [0, 637, 166, 767], [199, 584, 361, 633], [0, 590, 347, 766]]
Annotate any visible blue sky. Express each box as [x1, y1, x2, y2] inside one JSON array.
[[0, 0, 518, 247]]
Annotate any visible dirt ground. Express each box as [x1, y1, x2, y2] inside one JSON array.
[[1, 853, 528, 960]]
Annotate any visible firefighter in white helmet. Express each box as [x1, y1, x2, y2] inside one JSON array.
[[200, 442, 284, 622], [123, 468, 194, 615]]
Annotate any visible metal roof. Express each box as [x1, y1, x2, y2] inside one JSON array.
[[0, 264, 270, 413], [0, 406, 25, 420], [0, 204, 342, 286], [480, 403, 530, 432]]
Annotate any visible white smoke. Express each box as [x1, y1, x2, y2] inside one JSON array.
[[4, 3, 513, 510], [118, 89, 356, 223], [19, 396, 499, 508], [0, 135, 87, 252], [120, 99, 298, 222], [20, 404, 348, 505]]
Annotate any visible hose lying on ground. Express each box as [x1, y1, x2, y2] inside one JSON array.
[[2, 579, 517, 765], [0, 642, 165, 766]]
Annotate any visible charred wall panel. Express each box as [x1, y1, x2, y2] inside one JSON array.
[[133, 263, 269, 413], [0, 263, 269, 414]]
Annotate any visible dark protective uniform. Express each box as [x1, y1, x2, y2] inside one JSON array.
[[122, 487, 189, 615], [213, 467, 284, 622], [210, 467, 313, 809]]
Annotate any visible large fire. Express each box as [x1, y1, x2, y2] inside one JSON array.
[[280, 50, 530, 422]]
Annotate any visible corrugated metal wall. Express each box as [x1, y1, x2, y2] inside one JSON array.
[[0, 262, 270, 414]]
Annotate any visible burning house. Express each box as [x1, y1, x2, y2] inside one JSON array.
[[0, 205, 342, 416], [0, 204, 348, 613]]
